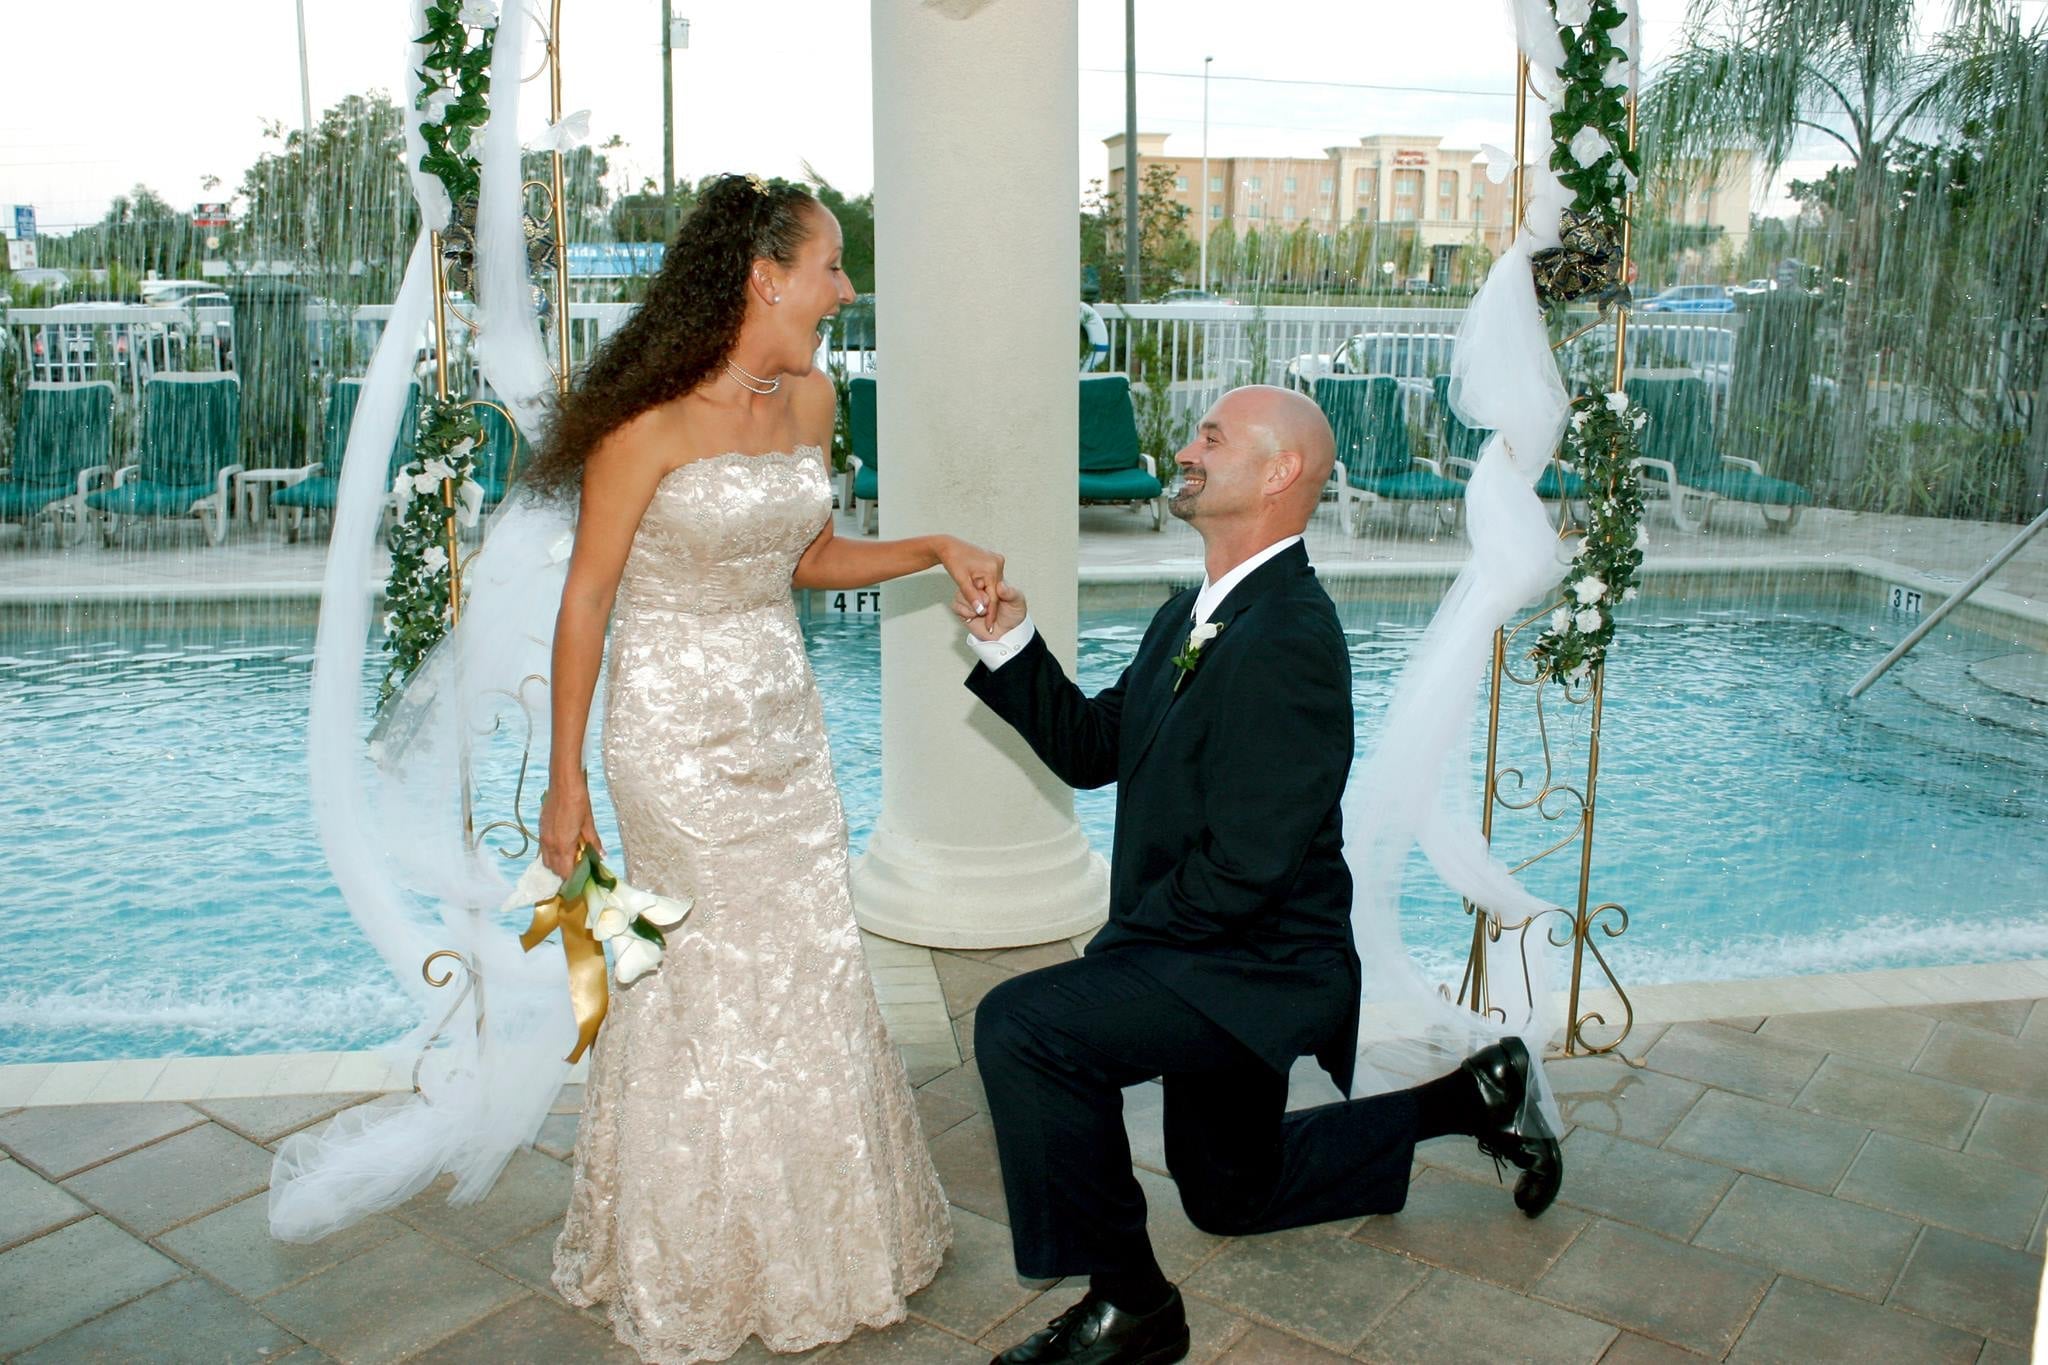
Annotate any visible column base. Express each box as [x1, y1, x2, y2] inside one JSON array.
[[850, 819, 1109, 949]]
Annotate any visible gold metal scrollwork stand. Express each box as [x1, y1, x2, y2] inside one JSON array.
[[414, 2, 576, 1093], [1452, 55, 1637, 1062]]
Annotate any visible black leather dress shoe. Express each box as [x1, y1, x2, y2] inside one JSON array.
[[1462, 1037, 1564, 1219], [991, 1287, 1190, 1365]]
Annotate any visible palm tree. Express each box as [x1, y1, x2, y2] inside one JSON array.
[[1641, 0, 2002, 496]]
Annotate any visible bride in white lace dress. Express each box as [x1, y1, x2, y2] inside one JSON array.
[[527, 174, 996, 1363]]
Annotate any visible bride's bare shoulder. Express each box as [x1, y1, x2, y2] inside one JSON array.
[[585, 403, 695, 490]]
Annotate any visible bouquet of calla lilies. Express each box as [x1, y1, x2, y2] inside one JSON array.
[[502, 845, 694, 985]]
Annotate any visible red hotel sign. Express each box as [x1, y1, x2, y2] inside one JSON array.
[[1392, 151, 1429, 167]]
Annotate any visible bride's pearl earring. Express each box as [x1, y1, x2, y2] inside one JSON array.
[[772, 293, 781, 303]]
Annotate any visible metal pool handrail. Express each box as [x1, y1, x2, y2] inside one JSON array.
[[1847, 503, 2048, 700]]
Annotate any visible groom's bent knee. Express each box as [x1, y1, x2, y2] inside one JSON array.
[[973, 973, 1051, 1069], [1174, 1185, 1267, 1238]]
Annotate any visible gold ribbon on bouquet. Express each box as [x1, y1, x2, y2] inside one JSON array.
[[517, 849, 610, 1063]]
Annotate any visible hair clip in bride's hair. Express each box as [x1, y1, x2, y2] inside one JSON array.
[[743, 173, 769, 196]]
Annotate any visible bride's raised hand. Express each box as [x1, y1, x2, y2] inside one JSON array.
[[934, 536, 1005, 620], [540, 775, 605, 879]]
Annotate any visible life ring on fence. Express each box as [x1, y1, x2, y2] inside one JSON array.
[[1079, 302, 1109, 371]]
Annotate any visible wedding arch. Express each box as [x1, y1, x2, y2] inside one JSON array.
[[269, 0, 1651, 1237]]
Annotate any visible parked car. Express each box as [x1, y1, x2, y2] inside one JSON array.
[[1400, 276, 1445, 295], [1638, 284, 1736, 314], [1728, 279, 1777, 297], [1283, 329, 1458, 394], [1157, 288, 1239, 306], [140, 279, 222, 307]]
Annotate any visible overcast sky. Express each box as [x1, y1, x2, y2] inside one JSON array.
[[7, 0, 2036, 236]]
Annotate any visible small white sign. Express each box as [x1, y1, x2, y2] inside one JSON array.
[[822, 588, 882, 614], [6, 237, 36, 271], [1886, 585, 1924, 615]]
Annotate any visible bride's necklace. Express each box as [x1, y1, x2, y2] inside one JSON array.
[[724, 358, 781, 395]]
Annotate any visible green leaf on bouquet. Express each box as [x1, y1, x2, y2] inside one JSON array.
[[561, 853, 593, 903], [629, 917, 665, 944]]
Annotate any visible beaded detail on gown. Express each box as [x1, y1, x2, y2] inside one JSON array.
[[553, 447, 951, 1363]]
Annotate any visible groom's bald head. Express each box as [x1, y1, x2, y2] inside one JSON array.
[[1231, 385, 1336, 517], [1172, 385, 1334, 539]]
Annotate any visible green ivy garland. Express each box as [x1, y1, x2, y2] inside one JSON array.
[[415, 0, 497, 206], [1527, 391, 1649, 683], [1548, 0, 1640, 221], [381, 397, 485, 704], [381, 0, 496, 704], [1531, 0, 1642, 307], [1521, 0, 1650, 682]]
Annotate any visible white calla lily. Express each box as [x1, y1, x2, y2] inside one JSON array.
[[612, 935, 663, 985], [593, 905, 632, 942], [612, 882, 693, 929], [502, 857, 563, 912]]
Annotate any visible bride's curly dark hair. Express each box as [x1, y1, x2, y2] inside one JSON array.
[[521, 174, 820, 498]]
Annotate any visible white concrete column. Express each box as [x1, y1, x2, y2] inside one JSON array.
[[854, 0, 1107, 949]]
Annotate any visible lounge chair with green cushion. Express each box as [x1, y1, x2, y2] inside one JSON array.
[[1623, 370, 1811, 532], [2, 381, 115, 546], [1315, 375, 1464, 536], [1429, 372, 1586, 505], [1078, 374, 1165, 531], [272, 379, 422, 541], [848, 375, 879, 533], [87, 373, 242, 545]]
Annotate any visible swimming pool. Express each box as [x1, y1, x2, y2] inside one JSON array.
[[3, 592, 2042, 1064]]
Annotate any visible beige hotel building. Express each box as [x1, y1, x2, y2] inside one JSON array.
[[1105, 132, 1755, 282]]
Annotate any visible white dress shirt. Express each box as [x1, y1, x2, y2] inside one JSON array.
[[967, 534, 1304, 672]]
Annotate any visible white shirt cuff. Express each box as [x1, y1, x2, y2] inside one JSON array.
[[967, 615, 1036, 670]]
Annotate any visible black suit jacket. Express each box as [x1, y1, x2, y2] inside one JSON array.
[[966, 542, 1362, 1090]]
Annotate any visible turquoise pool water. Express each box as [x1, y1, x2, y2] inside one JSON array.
[[3, 595, 2042, 1065]]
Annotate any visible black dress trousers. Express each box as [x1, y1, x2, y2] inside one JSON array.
[[974, 954, 1419, 1279]]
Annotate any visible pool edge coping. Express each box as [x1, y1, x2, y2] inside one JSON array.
[[4, 954, 2043, 1110]]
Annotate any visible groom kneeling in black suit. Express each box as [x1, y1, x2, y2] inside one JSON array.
[[956, 385, 1561, 1365]]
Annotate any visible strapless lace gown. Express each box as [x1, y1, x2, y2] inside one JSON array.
[[553, 447, 951, 1363]]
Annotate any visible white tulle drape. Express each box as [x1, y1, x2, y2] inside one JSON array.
[[1343, 0, 1637, 1123], [270, 0, 579, 1243]]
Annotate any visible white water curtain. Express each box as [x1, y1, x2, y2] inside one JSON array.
[[1343, 0, 1637, 1122], [270, 0, 578, 1243]]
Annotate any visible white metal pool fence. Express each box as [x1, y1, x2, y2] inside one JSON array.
[[2, 298, 2010, 439]]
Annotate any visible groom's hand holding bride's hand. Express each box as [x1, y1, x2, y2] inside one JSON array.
[[953, 580, 1026, 642], [933, 537, 1005, 626]]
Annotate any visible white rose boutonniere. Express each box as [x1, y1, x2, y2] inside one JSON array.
[[1170, 620, 1226, 693]]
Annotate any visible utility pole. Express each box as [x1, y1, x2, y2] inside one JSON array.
[[1123, 0, 1139, 302], [294, 0, 314, 140], [1199, 55, 1212, 292], [661, 1, 678, 241]]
